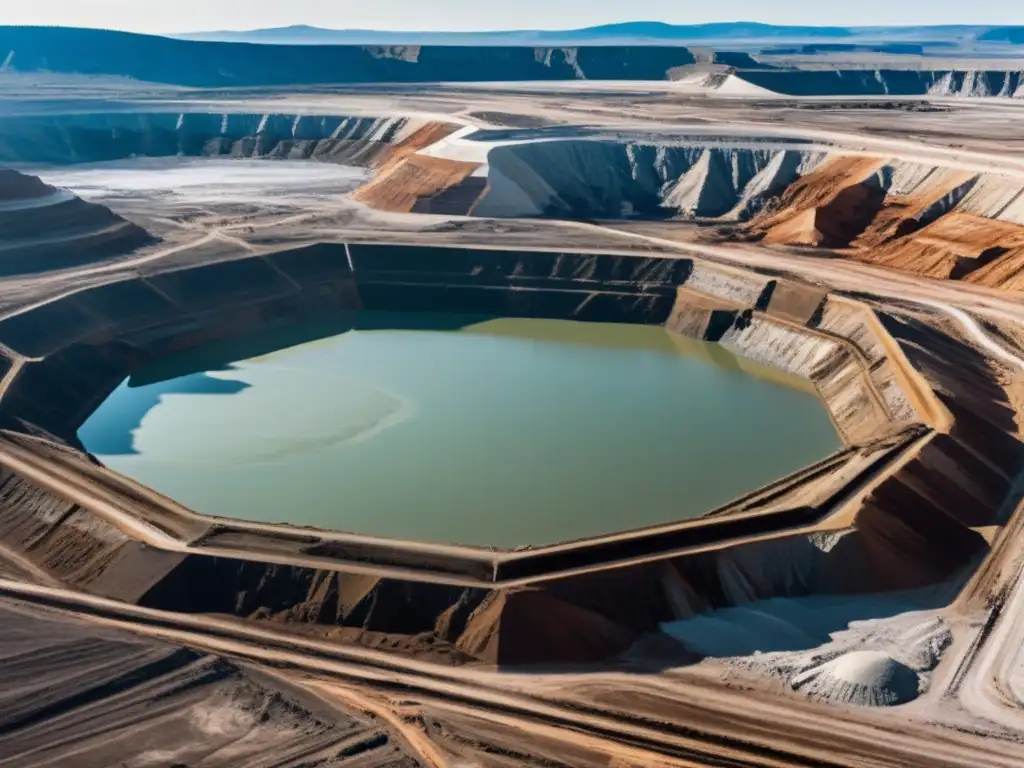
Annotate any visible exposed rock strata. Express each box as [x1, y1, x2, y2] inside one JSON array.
[[0, 168, 155, 275], [0, 239, 997, 668], [352, 155, 481, 212], [0, 244, 909, 447], [6, 114, 1023, 292], [0, 113, 458, 168], [337, 129, 1024, 291]]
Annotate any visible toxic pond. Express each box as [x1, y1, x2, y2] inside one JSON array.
[[78, 314, 842, 548]]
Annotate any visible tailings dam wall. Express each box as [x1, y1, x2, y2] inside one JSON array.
[[0, 242, 1015, 667], [0, 27, 696, 86]]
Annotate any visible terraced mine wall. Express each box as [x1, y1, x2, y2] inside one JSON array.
[[7, 115, 1023, 290], [372, 135, 1023, 224], [360, 135, 1024, 290], [734, 69, 1024, 97], [364, 138, 829, 220], [0, 169, 156, 276], [0, 244, 912, 446], [0, 242, 1014, 666], [0, 113, 458, 166], [0, 27, 696, 86]]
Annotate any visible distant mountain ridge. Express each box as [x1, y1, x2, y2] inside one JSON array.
[[979, 27, 1024, 44], [0, 26, 698, 87], [173, 21, 1023, 46]]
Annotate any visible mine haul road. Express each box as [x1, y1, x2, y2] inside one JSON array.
[[1, 579, 1022, 768], [956, 488, 1024, 732]]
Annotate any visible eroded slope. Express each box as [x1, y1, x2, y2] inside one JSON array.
[[0, 168, 155, 275]]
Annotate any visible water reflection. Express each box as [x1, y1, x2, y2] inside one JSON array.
[[78, 314, 842, 547], [78, 368, 249, 456]]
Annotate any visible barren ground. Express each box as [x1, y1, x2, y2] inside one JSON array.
[[0, 74, 1023, 766]]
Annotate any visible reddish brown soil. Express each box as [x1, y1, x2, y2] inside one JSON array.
[[352, 154, 481, 212], [855, 213, 1024, 282], [457, 589, 639, 667], [755, 156, 887, 247], [853, 171, 977, 249], [375, 121, 461, 172]]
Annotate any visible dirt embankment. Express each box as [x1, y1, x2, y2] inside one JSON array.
[[0, 448, 992, 671], [0, 168, 53, 200], [869, 214, 1024, 289], [746, 156, 1024, 291], [0, 464, 186, 601], [345, 131, 1024, 292], [0, 168, 156, 276], [352, 155, 481, 212], [756, 156, 890, 247]]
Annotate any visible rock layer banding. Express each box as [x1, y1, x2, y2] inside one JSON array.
[[0, 168, 156, 276]]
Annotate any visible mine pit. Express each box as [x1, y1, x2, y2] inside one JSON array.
[[27, 156, 373, 207], [2, 24, 1024, 765], [77, 312, 841, 547]]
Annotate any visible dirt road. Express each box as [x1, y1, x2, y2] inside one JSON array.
[[1, 578, 1021, 768]]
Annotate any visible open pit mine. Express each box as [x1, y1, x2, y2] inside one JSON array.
[[0, 22, 1023, 768]]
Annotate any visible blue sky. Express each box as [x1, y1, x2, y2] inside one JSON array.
[[1, 1, 1021, 34]]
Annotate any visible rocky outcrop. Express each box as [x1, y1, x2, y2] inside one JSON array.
[[0, 168, 155, 275], [743, 155, 1024, 290], [455, 589, 640, 665], [471, 142, 825, 220], [0, 27, 696, 86], [755, 156, 890, 247], [0, 168, 52, 200]]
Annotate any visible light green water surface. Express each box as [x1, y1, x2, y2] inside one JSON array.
[[78, 314, 841, 547]]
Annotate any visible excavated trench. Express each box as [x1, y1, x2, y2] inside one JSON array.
[[0, 236, 1013, 667], [0, 125, 1020, 666]]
